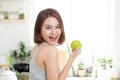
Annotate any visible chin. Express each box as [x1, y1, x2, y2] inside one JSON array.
[[49, 42, 57, 46]]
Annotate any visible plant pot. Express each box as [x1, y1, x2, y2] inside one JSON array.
[[77, 69, 86, 77], [13, 63, 29, 72]]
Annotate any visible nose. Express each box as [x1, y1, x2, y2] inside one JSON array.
[[51, 28, 56, 35]]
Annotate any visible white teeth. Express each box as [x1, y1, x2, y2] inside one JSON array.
[[50, 36, 56, 39]]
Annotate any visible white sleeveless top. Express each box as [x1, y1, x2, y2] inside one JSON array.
[[30, 43, 46, 80]]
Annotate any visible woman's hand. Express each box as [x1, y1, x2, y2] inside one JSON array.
[[70, 48, 81, 60]]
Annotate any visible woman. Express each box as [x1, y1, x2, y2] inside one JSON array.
[[30, 8, 81, 80]]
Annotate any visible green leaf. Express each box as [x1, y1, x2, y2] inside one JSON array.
[[8, 56, 12, 65]]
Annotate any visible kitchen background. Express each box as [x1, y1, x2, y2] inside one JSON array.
[[0, 0, 120, 79]]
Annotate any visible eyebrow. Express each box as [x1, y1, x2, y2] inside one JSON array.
[[45, 24, 60, 27], [45, 24, 51, 26]]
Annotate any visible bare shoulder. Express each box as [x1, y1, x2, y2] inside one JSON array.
[[41, 44, 58, 58], [42, 44, 57, 53]]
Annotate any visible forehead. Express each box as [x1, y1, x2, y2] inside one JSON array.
[[43, 16, 59, 25]]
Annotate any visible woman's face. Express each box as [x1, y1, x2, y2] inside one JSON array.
[[41, 16, 61, 46]]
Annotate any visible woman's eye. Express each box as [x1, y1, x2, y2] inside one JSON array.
[[56, 25, 61, 28], [46, 26, 51, 29]]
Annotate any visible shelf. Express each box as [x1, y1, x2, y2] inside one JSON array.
[[0, 0, 26, 21], [66, 77, 111, 80], [0, 19, 25, 23], [66, 77, 96, 80], [0, 0, 25, 1]]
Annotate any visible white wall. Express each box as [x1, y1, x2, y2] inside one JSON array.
[[114, 0, 120, 62]]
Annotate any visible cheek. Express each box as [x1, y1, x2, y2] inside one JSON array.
[[42, 30, 51, 37], [41, 30, 47, 38], [45, 31, 50, 35], [59, 30, 62, 35]]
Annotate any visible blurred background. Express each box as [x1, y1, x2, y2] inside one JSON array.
[[0, 0, 120, 79]]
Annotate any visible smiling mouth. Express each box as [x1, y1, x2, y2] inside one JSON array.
[[49, 36, 57, 41]]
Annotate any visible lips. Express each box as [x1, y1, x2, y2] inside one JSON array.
[[49, 36, 57, 42]]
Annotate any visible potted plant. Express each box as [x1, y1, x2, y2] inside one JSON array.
[[10, 41, 32, 72], [77, 62, 86, 77], [97, 57, 113, 70], [97, 57, 113, 79]]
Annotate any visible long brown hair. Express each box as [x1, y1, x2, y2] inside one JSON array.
[[34, 8, 65, 45]]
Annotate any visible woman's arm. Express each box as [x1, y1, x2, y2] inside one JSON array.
[[59, 48, 81, 80], [44, 45, 59, 80], [44, 45, 81, 80]]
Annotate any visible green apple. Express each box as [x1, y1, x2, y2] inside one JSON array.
[[71, 40, 82, 51]]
